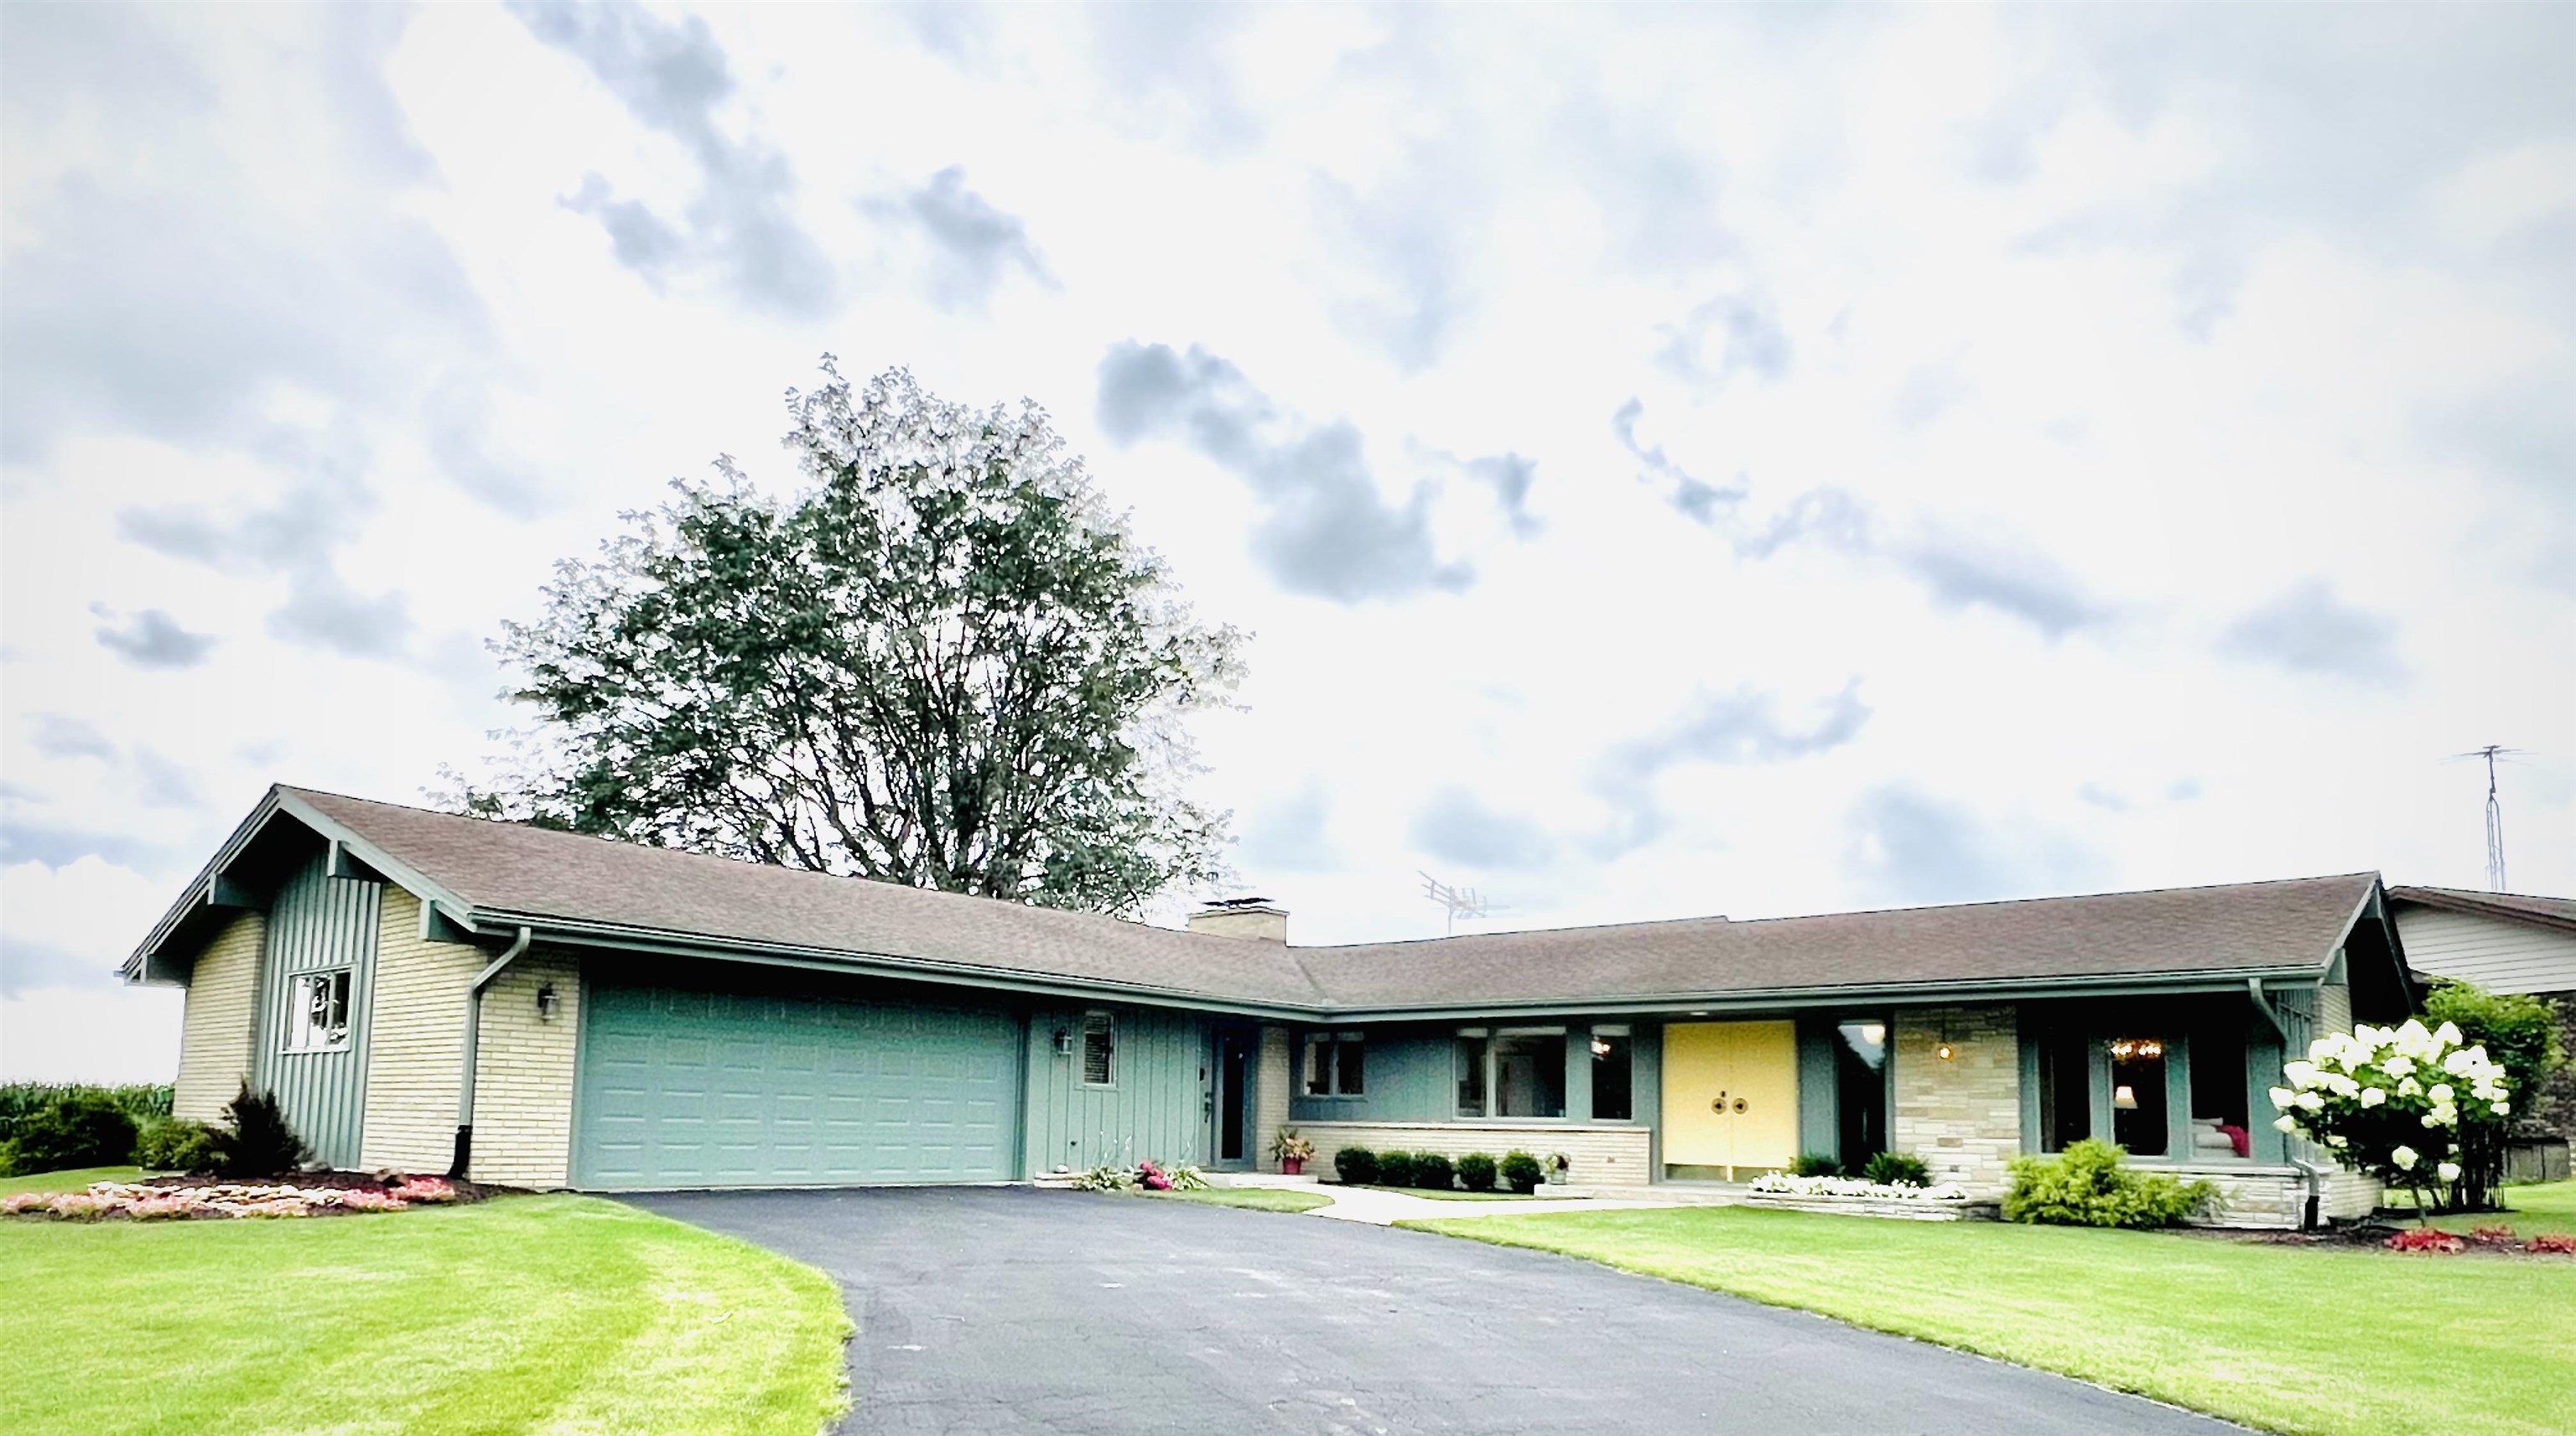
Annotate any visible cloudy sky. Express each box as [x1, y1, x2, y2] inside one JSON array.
[[4, 3, 2571, 1081]]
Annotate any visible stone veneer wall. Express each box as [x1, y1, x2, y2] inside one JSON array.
[[1255, 1024, 1292, 1173], [465, 949, 582, 1188], [1891, 1003, 2023, 1197], [173, 912, 267, 1123], [358, 891, 484, 1172], [1292, 1121, 1654, 1186]]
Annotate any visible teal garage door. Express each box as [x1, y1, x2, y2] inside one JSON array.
[[574, 982, 1022, 1190]]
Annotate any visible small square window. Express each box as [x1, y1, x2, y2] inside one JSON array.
[[284, 970, 352, 1053], [1082, 1013, 1116, 1086], [1303, 1031, 1366, 1096]]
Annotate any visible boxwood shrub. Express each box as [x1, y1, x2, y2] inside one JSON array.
[[1333, 1146, 1379, 1185], [1410, 1153, 1456, 1191], [2004, 1138, 2216, 1229], [1456, 1152, 1498, 1192], [1498, 1149, 1544, 1195], [1790, 1152, 1844, 1178], [135, 1117, 224, 1174], [1375, 1151, 1419, 1189]]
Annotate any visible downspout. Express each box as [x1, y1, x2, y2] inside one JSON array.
[[2250, 978, 2327, 1228], [449, 926, 532, 1179]]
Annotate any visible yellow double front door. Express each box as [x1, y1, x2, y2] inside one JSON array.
[[1662, 1020, 1799, 1177]]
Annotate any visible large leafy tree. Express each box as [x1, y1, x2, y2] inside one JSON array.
[[460, 360, 1244, 915]]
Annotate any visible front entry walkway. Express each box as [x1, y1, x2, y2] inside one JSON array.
[[634, 1186, 2241, 1435]]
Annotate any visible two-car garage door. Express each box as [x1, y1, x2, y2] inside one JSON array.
[[574, 982, 1021, 1190]]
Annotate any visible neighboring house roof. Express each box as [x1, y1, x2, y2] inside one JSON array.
[[2386, 885, 2576, 936], [128, 785, 2386, 1016]]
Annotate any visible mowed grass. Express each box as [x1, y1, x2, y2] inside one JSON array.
[[2426, 1179, 2576, 1236], [1142, 1186, 1333, 1212], [0, 1164, 141, 1196], [1407, 1195, 2576, 1436], [0, 1193, 850, 1436]]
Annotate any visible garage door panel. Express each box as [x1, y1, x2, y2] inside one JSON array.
[[576, 981, 1021, 1190]]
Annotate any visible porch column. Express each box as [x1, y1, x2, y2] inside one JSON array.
[[1890, 1003, 2022, 1197], [1254, 1024, 1293, 1172]]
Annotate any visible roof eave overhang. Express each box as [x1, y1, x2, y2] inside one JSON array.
[[1320, 964, 2330, 1024], [475, 909, 1327, 1021]]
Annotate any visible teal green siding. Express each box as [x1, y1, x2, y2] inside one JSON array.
[[1288, 1028, 1452, 1122], [1021, 1004, 1212, 1174], [574, 980, 1022, 1189], [252, 853, 378, 1169]]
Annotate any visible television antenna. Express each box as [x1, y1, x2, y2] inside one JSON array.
[[2450, 745, 2527, 893], [1419, 872, 1491, 936]]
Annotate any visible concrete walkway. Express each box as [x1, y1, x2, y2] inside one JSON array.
[[1301, 1183, 1680, 1225]]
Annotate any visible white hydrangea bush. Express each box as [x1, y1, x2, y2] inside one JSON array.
[[2270, 1019, 2512, 1205]]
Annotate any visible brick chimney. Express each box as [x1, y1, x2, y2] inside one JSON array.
[[1187, 897, 1288, 943]]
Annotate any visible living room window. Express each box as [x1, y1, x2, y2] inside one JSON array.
[[1590, 1026, 1633, 1121], [2109, 1036, 2169, 1157], [283, 969, 352, 1053], [1303, 1030, 1365, 1096], [1455, 1029, 1489, 1115], [1493, 1029, 1566, 1118]]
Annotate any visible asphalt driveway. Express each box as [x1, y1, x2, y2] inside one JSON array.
[[631, 1187, 2240, 1435]]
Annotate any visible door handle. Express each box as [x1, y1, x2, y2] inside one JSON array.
[[1732, 1097, 1749, 1114]]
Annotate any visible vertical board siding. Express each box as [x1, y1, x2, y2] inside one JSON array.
[[359, 890, 485, 1172], [173, 912, 267, 1123], [1022, 1004, 1211, 1174], [252, 853, 381, 1169]]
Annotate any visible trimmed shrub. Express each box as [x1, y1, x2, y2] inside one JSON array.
[[0, 1092, 140, 1175], [2004, 1138, 2215, 1229], [217, 1082, 312, 1177], [0, 1083, 170, 1148], [1790, 1152, 1844, 1178], [1375, 1151, 1419, 1189], [1862, 1150, 1932, 1188], [135, 1117, 224, 1173], [1410, 1153, 1456, 1191], [1498, 1149, 1544, 1195], [1456, 1152, 1498, 1193], [1333, 1146, 1379, 1185]]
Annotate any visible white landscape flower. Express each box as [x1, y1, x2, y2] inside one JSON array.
[[2296, 1091, 2324, 1110], [2358, 1087, 2386, 1108], [2392, 1145, 2418, 1170], [2269, 1086, 2297, 1110], [2273, 1115, 2300, 1133], [2325, 1134, 2348, 1148], [2283, 1060, 2319, 1086], [2491, 1100, 2511, 1116], [2433, 1021, 2463, 1046], [2385, 1055, 2417, 1078], [2428, 1084, 2453, 1103], [2397, 1076, 2423, 1097], [2438, 1162, 2461, 1183]]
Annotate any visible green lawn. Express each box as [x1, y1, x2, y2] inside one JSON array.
[[1407, 1200, 2576, 1436], [2426, 1179, 2576, 1236], [0, 1164, 141, 1196], [0, 1192, 850, 1436], [1143, 1186, 1333, 1212], [1358, 1185, 1535, 1200]]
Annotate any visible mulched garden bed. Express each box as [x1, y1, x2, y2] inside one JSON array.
[[2, 1170, 508, 1221], [2207, 1217, 2575, 1257]]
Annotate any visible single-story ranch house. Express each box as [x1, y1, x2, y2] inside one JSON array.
[[128, 786, 2424, 1228]]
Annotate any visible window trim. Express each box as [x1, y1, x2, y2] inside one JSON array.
[[1302, 1029, 1366, 1098], [282, 967, 354, 1055], [1080, 1011, 1117, 1088]]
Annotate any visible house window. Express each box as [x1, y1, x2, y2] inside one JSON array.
[[1590, 1027, 1633, 1121], [2109, 1036, 2168, 1157], [1834, 1019, 1888, 1163], [2187, 1024, 2250, 1159], [1493, 1029, 1566, 1118], [1303, 1031, 1365, 1096], [1082, 1012, 1116, 1086], [2036, 1029, 2090, 1153], [284, 970, 352, 1053], [1455, 1029, 1489, 1115]]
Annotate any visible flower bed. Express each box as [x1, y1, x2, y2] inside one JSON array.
[[2, 1173, 477, 1221], [1748, 1172, 1971, 1201]]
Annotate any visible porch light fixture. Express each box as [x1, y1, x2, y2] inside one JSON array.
[[1052, 1028, 1075, 1056], [2114, 1084, 2139, 1110], [1591, 1037, 1613, 1056], [1934, 1017, 1955, 1061], [535, 983, 558, 1022], [1859, 1023, 1886, 1046]]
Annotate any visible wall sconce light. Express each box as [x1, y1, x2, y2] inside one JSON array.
[[535, 984, 558, 1023], [1934, 1017, 1955, 1061], [2113, 1084, 2139, 1111], [1052, 1028, 1075, 1056], [1590, 1037, 1613, 1056]]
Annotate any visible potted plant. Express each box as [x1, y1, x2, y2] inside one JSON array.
[[1270, 1128, 1317, 1175]]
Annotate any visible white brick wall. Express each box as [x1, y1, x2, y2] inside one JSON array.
[[1294, 1121, 1654, 1187], [1255, 1024, 1292, 1173], [466, 950, 581, 1188], [358, 891, 483, 1173], [1891, 1003, 2023, 1198], [173, 912, 266, 1123]]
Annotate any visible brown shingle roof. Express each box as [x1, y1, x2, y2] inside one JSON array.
[[275, 788, 2376, 1012]]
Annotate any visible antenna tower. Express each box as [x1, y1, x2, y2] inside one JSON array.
[[1419, 872, 1490, 936], [2454, 745, 2524, 893]]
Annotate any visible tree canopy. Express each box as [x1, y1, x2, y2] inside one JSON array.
[[460, 360, 1244, 915]]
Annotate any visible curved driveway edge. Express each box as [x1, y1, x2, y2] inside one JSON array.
[[631, 1186, 2244, 1436]]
